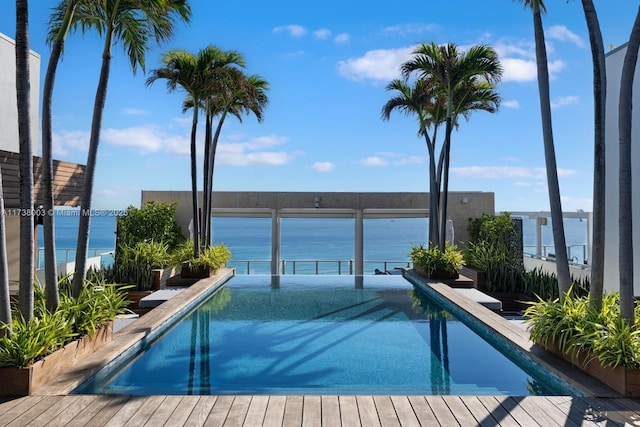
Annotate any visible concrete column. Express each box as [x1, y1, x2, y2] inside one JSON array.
[[355, 209, 363, 276], [271, 209, 280, 276]]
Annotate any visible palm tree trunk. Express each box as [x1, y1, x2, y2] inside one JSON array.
[[189, 106, 200, 258], [0, 170, 12, 337], [439, 119, 453, 252], [618, 7, 640, 324], [206, 110, 228, 247], [72, 28, 114, 298], [532, 7, 572, 299], [202, 112, 212, 248], [16, 0, 34, 320], [581, 0, 606, 312], [426, 135, 439, 248]]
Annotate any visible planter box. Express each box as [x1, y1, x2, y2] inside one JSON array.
[[151, 266, 178, 290], [414, 265, 459, 280], [180, 265, 215, 279], [460, 265, 486, 289], [542, 339, 640, 397], [125, 290, 153, 311], [0, 322, 113, 396]]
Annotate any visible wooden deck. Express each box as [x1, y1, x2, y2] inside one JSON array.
[[2, 394, 640, 426], [4, 271, 640, 425]]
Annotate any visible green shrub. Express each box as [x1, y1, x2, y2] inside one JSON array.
[[464, 212, 518, 269], [116, 201, 183, 252], [525, 293, 640, 369], [409, 244, 463, 275], [171, 240, 232, 270], [0, 277, 128, 368]]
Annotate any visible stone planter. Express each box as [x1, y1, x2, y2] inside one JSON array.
[[542, 338, 640, 397], [0, 322, 113, 396]]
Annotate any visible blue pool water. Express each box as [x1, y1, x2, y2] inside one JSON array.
[[79, 276, 569, 396]]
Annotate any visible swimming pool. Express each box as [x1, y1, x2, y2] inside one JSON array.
[[77, 275, 572, 396]]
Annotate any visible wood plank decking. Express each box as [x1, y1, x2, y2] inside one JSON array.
[[2, 394, 640, 426]]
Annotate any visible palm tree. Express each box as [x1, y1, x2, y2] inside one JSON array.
[[202, 71, 270, 246], [147, 46, 237, 259], [70, 0, 191, 297], [618, 7, 640, 324], [0, 171, 11, 337], [16, 0, 34, 321], [517, 0, 572, 299], [575, 0, 607, 311], [41, 0, 81, 311], [381, 78, 446, 247], [401, 43, 502, 250]]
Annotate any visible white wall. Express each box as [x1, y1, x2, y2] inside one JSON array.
[[0, 32, 41, 154], [604, 44, 640, 294]]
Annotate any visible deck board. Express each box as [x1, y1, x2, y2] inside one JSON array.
[[2, 394, 640, 426], [301, 395, 321, 427], [355, 396, 381, 427], [282, 395, 303, 427], [321, 396, 340, 427], [263, 396, 286, 427], [223, 395, 251, 427]]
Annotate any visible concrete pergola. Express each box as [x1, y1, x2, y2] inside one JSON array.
[[142, 191, 495, 276]]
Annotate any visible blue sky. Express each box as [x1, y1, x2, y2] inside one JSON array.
[[1, 1, 638, 211]]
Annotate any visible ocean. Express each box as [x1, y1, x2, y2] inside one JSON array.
[[36, 212, 590, 274]]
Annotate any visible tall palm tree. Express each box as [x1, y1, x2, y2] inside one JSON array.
[[576, 0, 606, 312], [146, 45, 235, 258], [202, 71, 269, 246], [517, 0, 572, 299], [618, 7, 640, 324], [16, 0, 34, 321], [41, 0, 80, 311], [0, 171, 11, 337], [401, 43, 502, 250], [381, 78, 446, 247], [70, 0, 191, 297]]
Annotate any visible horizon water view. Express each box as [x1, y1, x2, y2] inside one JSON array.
[[37, 210, 590, 274]]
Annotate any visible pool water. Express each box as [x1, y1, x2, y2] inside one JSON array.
[[80, 275, 566, 395]]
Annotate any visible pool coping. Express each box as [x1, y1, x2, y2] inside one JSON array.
[[35, 268, 236, 396], [403, 270, 620, 398], [36, 269, 620, 398]]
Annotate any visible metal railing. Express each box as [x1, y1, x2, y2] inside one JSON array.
[[35, 248, 115, 270], [523, 244, 589, 265], [227, 259, 411, 275]]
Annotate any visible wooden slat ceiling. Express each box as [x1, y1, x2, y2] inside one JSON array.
[[0, 150, 85, 208]]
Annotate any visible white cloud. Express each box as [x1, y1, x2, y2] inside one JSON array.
[[338, 46, 414, 82], [52, 129, 90, 156], [273, 24, 307, 37], [500, 58, 538, 82], [502, 100, 520, 109], [551, 95, 579, 109], [361, 156, 389, 166], [334, 33, 350, 44], [103, 126, 190, 154], [123, 107, 148, 116], [314, 28, 331, 40], [312, 161, 336, 172], [547, 25, 585, 48], [381, 23, 437, 36], [394, 156, 424, 165], [451, 166, 577, 179]]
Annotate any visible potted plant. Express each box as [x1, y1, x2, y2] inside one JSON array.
[[409, 244, 463, 279], [171, 240, 232, 279], [0, 279, 128, 396], [525, 292, 640, 397]]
